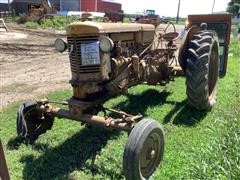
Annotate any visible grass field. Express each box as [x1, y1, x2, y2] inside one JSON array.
[[0, 40, 239, 180]]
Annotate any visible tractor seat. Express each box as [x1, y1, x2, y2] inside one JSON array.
[[161, 32, 179, 41]]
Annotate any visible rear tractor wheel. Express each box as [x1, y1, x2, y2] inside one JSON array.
[[16, 101, 54, 143], [186, 30, 219, 110], [123, 119, 165, 180]]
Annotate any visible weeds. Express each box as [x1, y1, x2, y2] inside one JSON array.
[[25, 21, 40, 29], [24, 15, 79, 30], [229, 38, 240, 56]]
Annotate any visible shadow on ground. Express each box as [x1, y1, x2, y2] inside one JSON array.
[[162, 100, 207, 126], [113, 89, 207, 126], [20, 127, 120, 180], [114, 88, 171, 116], [8, 88, 207, 179]]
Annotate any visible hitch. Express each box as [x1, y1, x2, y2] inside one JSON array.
[[17, 99, 144, 142], [41, 99, 143, 132]]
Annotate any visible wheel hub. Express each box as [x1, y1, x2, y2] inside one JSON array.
[[150, 149, 156, 159], [140, 132, 161, 177]]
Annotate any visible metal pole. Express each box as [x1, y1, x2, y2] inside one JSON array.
[[8, 0, 10, 12], [176, 0, 181, 24], [212, 0, 216, 13], [60, 0, 62, 11], [7, 0, 12, 21], [95, 0, 98, 12]]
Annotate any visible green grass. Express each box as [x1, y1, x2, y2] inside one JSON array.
[[24, 21, 41, 29], [24, 15, 129, 30], [229, 38, 240, 55], [3, 16, 14, 23], [24, 15, 79, 30], [0, 41, 240, 180]]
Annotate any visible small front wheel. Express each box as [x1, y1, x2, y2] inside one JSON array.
[[123, 119, 165, 180], [17, 101, 54, 143]]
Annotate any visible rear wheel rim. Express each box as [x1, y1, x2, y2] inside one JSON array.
[[208, 43, 218, 100]]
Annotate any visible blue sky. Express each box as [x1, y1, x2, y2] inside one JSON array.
[[115, 0, 230, 17]]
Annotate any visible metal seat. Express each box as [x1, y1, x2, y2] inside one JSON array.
[[161, 32, 179, 41]]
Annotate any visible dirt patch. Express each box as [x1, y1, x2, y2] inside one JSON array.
[[0, 24, 70, 110], [0, 32, 28, 40]]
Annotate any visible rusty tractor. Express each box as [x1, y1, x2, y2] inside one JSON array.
[[136, 14, 161, 27], [17, 0, 55, 24], [136, 9, 161, 27], [16, 13, 231, 179], [104, 9, 124, 23]]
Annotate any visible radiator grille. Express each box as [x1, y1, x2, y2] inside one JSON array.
[[67, 36, 100, 73]]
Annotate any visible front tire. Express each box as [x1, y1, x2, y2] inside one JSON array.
[[17, 101, 54, 142], [186, 30, 219, 110], [123, 119, 164, 180]]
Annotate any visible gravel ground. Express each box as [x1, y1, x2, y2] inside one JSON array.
[[0, 23, 70, 109]]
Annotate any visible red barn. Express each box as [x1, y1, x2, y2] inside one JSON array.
[[80, 0, 121, 12]]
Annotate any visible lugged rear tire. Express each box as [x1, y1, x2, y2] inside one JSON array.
[[186, 30, 219, 110]]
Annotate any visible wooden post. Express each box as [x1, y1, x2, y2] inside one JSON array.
[[0, 140, 10, 180], [0, 18, 8, 31]]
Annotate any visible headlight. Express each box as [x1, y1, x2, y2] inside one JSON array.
[[54, 38, 67, 53], [99, 37, 114, 53]]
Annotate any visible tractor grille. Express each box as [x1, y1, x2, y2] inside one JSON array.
[[67, 36, 100, 74]]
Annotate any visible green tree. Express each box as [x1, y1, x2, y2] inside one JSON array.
[[227, 0, 240, 17]]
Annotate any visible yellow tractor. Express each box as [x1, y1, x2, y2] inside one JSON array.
[[16, 13, 231, 179]]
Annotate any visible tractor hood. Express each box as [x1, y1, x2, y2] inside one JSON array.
[[66, 21, 155, 35]]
